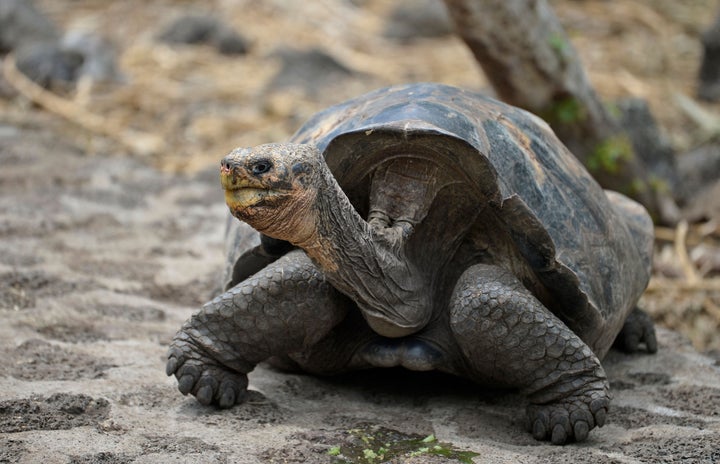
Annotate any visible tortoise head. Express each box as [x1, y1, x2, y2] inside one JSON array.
[[220, 143, 322, 242]]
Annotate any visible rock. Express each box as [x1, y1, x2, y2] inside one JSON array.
[[157, 14, 249, 56], [13, 42, 84, 88], [0, 0, 122, 89], [0, 0, 59, 54], [61, 30, 124, 83], [682, 177, 720, 223], [13, 31, 123, 90], [0, 116, 719, 463], [677, 142, 720, 218], [0, 0, 75, 91], [13, 32, 122, 89], [383, 0, 454, 42], [265, 47, 357, 96]]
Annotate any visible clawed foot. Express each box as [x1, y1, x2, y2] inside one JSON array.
[[614, 308, 658, 354], [166, 338, 249, 408], [526, 390, 609, 445]]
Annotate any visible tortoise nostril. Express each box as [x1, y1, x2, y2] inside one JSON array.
[[220, 157, 234, 171]]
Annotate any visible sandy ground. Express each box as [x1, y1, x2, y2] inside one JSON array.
[[1, 121, 720, 463]]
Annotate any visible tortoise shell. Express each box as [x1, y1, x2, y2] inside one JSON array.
[[225, 83, 653, 356]]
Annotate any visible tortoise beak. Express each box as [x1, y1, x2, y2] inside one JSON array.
[[220, 161, 251, 191], [220, 157, 280, 211]]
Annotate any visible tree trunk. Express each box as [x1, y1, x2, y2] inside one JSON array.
[[698, 9, 720, 102], [443, 0, 678, 223]]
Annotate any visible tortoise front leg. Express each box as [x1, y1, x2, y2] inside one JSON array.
[[448, 264, 610, 445], [166, 250, 347, 408]]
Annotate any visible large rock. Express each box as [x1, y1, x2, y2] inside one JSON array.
[[157, 14, 249, 56], [1, 120, 719, 463], [0, 0, 59, 53], [1, 1, 122, 88]]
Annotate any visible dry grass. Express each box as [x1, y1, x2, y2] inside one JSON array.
[[650, 220, 720, 351]]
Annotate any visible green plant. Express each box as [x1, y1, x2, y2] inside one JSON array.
[[588, 135, 634, 174], [326, 424, 479, 463]]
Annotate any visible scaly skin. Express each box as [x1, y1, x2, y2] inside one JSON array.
[[449, 264, 609, 445], [167, 250, 347, 407], [168, 256, 612, 444]]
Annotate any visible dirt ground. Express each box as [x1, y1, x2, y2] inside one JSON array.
[[2, 0, 720, 463]]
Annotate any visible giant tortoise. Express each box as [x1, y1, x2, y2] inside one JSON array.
[[167, 83, 657, 444]]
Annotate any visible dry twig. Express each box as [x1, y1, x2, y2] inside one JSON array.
[[656, 221, 720, 245], [656, 225, 701, 245], [2, 54, 164, 156], [674, 93, 720, 141], [646, 277, 720, 292], [704, 297, 720, 322], [674, 220, 701, 284]]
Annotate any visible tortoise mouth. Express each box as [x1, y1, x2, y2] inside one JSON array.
[[221, 171, 286, 210], [224, 187, 283, 210]]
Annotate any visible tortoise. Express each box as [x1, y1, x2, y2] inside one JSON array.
[[166, 83, 657, 445]]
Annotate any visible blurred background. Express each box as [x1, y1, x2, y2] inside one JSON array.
[[2, 0, 719, 352]]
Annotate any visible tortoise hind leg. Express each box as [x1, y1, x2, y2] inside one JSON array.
[[166, 249, 348, 407], [613, 307, 658, 353], [448, 264, 610, 445]]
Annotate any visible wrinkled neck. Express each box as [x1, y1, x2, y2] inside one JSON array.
[[295, 166, 431, 337]]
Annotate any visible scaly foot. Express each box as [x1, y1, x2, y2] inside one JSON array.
[[166, 333, 249, 408], [614, 307, 658, 353], [526, 381, 609, 445]]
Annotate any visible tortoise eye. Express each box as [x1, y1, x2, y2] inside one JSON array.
[[251, 160, 273, 175]]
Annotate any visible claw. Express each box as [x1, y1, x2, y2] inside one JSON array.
[[196, 385, 214, 405], [551, 424, 567, 445], [595, 407, 607, 427], [167, 335, 250, 408], [166, 357, 178, 376], [532, 419, 547, 440], [645, 328, 658, 354], [218, 387, 237, 409], [573, 421, 589, 441], [527, 386, 609, 444], [570, 408, 594, 430], [531, 407, 550, 440], [178, 374, 195, 395], [590, 397, 609, 427], [218, 376, 247, 408]]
